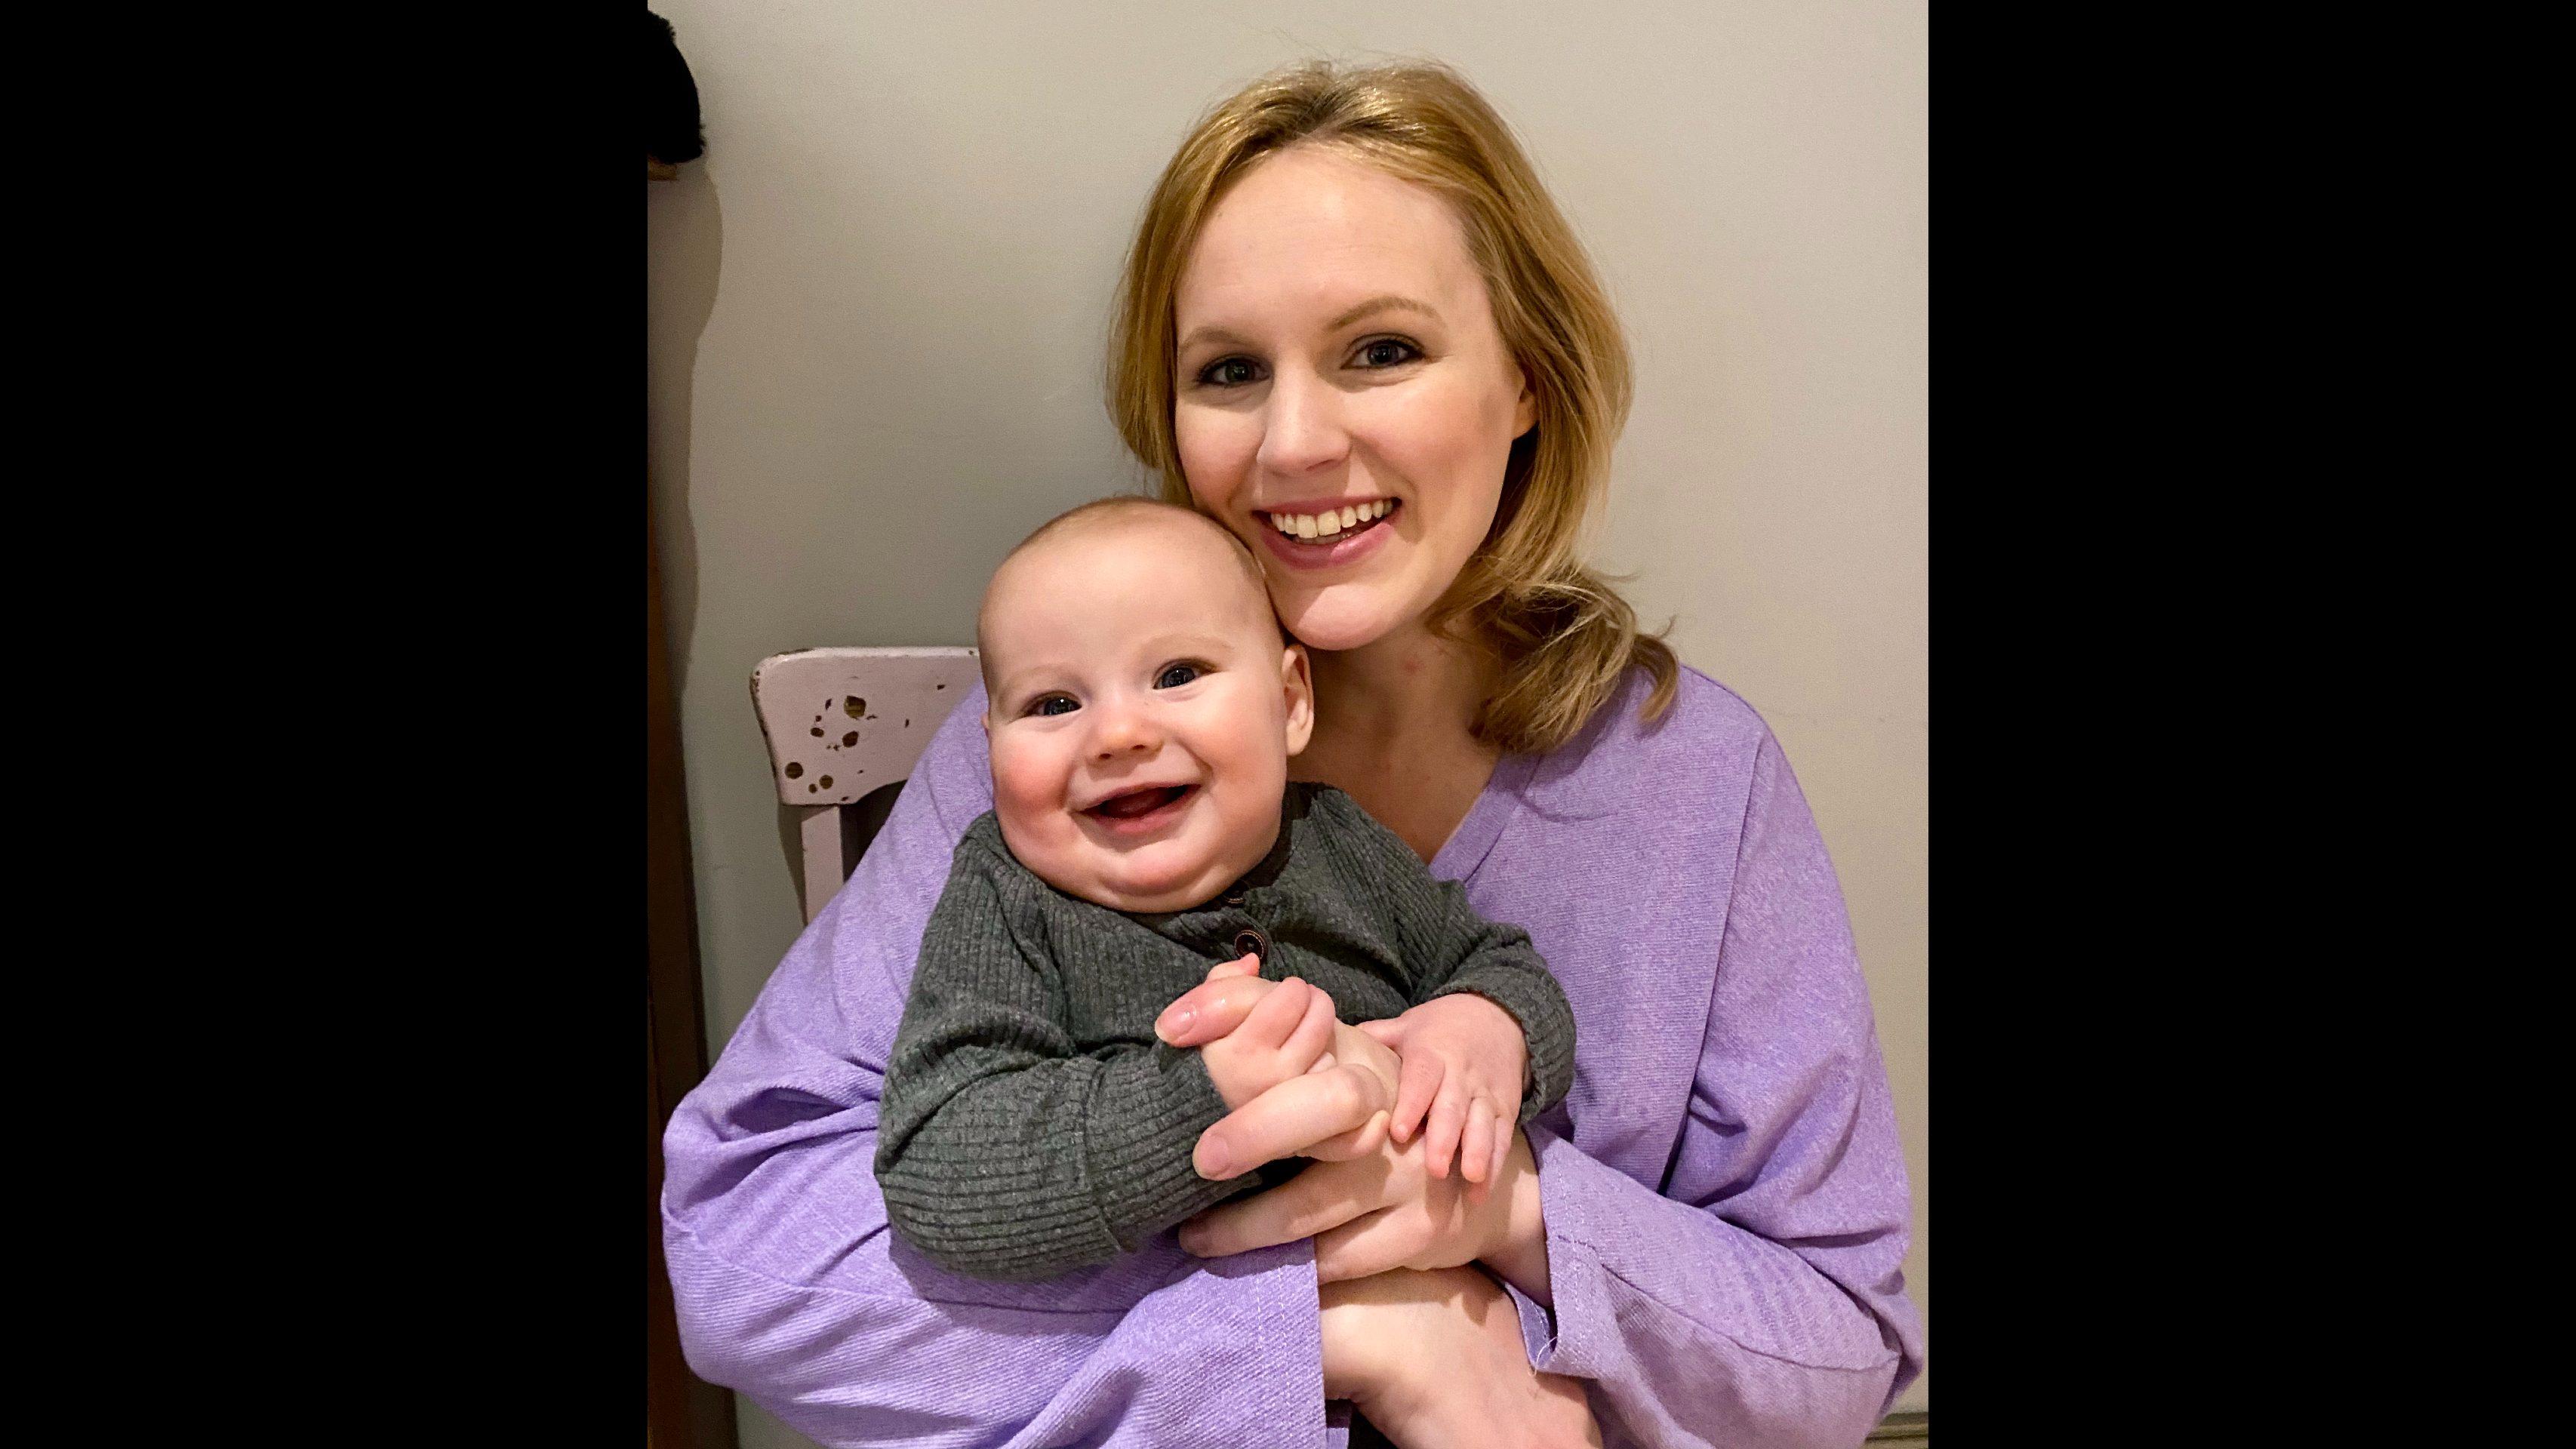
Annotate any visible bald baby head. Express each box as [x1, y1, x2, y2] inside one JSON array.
[[972, 496, 1316, 912], [977, 497, 1279, 697]]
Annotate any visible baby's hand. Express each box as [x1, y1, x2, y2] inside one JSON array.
[[1185, 959, 1400, 1123], [1356, 994, 1528, 1186]]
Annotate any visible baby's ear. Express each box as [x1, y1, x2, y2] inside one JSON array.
[[1281, 645, 1316, 756]]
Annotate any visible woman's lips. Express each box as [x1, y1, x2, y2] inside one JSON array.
[[1253, 506, 1398, 572], [1082, 784, 1197, 837]]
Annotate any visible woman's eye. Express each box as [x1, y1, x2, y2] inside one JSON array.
[[1199, 357, 1261, 387], [1155, 663, 1203, 689], [1026, 695, 1078, 718], [1354, 337, 1420, 369]]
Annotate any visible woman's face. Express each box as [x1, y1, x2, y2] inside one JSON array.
[[1172, 146, 1536, 653]]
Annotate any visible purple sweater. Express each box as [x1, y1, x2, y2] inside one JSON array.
[[662, 666, 1922, 1447]]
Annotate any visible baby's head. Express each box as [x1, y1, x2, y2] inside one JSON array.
[[978, 497, 1314, 912]]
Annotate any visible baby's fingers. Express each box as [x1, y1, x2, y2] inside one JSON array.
[[1389, 1050, 1445, 1145], [1279, 982, 1337, 1072], [1459, 1105, 1496, 1186], [1422, 1082, 1471, 1180], [1486, 1112, 1512, 1186], [1234, 977, 1314, 1051]]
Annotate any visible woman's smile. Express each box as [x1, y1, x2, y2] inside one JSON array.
[[1252, 498, 1402, 571], [1172, 146, 1534, 652]]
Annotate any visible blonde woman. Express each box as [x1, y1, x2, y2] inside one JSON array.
[[664, 61, 1921, 1449]]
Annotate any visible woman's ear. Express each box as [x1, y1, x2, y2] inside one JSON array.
[[1281, 645, 1316, 756], [1513, 367, 1538, 440]]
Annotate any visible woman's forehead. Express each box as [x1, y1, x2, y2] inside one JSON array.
[[1177, 149, 1479, 324]]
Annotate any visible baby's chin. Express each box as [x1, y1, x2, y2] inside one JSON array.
[[1047, 845, 1234, 914]]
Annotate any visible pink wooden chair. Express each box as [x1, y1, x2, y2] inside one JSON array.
[[751, 646, 982, 923]]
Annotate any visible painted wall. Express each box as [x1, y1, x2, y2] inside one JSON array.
[[648, 6, 1926, 1443]]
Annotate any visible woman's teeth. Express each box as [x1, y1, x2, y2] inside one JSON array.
[[1263, 500, 1393, 539]]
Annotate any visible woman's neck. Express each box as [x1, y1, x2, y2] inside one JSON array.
[[1293, 620, 1504, 863]]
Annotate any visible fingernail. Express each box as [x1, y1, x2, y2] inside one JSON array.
[[1197, 1141, 1233, 1179], [1157, 1007, 1194, 1042]]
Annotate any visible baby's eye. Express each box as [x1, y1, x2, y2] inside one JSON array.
[[1353, 337, 1421, 369], [1155, 663, 1203, 689], [1198, 356, 1262, 388], [1025, 694, 1079, 718]]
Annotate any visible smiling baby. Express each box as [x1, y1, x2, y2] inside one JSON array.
[[873, 497, 1575, 1281]]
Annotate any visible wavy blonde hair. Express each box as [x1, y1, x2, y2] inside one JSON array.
[[1107, 60, 1676, 755]]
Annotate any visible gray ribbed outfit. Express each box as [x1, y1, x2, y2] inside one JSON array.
[[875, 782, 1577, 1281]]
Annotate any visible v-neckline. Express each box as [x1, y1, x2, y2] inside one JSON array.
[[1427, 750, 1534, 884]]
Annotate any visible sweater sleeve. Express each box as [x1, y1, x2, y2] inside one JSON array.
[[1499, 731, 1922, 1449], [658, 685, 1331, 1448], [873, 829, 1251, 1280], [1334, 794, 1577, 1119]]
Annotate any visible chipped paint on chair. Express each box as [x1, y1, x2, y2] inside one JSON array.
[[750, 646, 980, 921]]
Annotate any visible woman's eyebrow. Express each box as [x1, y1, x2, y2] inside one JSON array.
[[1176, 295, 1442, 355], [1177, 324, 1256, 355], [1325, 294, 1439, 331]]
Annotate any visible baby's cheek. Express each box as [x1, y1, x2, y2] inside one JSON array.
[[989, 751, 1069, 850]]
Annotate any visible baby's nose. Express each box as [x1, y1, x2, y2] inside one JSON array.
[[1089, 703, 1159, 756]]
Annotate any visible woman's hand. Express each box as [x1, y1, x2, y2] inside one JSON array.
[[1321, 1269, 1600, 1449], [1180, 1111, 1551, 1296], [1162, 961, 1552, 1292], [1158, 958, 1405, 1177]]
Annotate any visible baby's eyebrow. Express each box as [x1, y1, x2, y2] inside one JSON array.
[[1145, 629, 1243, 654]]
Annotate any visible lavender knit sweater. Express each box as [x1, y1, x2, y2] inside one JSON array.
[[662, 666, 1923, 1447]]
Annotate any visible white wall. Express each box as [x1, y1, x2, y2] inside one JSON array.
[[648, 6, 1926, 1444]]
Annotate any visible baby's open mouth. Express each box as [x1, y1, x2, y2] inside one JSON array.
[[1085, 784, 1196, 821]]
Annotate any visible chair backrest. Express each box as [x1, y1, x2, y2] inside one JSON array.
[[750, 646, 980, 922]]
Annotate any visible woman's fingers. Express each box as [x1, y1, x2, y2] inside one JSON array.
[[1388, 1050, 1445, 1145], [1308, 1205, 1417, 1284], [1154, 971, 1275, 1046], [1486, 1112, 1513, 1186], [1193, 1060, 1391, 1180], [1306, 1109, 1390, 1162], [1182, 1155, 1391, 1256]]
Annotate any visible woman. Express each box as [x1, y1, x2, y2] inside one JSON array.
[[663, 60, 1921, 1449]]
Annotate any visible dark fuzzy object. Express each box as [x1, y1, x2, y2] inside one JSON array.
[[645, 12, 705, 165]]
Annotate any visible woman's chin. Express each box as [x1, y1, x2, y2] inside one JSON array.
[[1276, 592, 1413, 654]]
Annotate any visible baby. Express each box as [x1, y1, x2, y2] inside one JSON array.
[[874, 497, 1576, 1281]]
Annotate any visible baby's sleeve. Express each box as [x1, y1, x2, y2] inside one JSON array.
[[1331, 799, 1577, 1119], [873, 829, 1250, 1280]]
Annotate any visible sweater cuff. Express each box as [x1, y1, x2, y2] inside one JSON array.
[[1426, 974, 1577, 1120], [1516, 1118, 1620, 1380], [1082, 1043, 1247, 1251]]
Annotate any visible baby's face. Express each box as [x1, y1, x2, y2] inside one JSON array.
[[981, 513, 1313, 912]]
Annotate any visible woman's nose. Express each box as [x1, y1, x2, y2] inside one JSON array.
[[1255, 370, 1348, 477]]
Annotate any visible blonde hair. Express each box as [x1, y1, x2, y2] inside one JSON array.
[[1107, 59, 1676, 754]]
